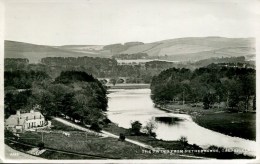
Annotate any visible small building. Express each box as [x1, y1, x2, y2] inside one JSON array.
[[5, 109, 46, 133]]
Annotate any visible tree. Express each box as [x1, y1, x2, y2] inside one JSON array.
[[253, 95, 256, 111], [4, 92, 16, 118], [38, 142, 45, 150], [118, 133, 126, 141], [143, 119, 157, 137], [62, 93, 75, 120], [130, 121, 142, 135], [110, 78, 116, 86], [203, 94, 211, 109], [178, 136, 188, 147], [90, 122, 102, 132], [32, 89, 55, 120]]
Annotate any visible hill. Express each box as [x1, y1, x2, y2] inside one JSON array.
[[5, 37, 255, 63], [5, 41, 98, 63], [119, 37, 255, 61]]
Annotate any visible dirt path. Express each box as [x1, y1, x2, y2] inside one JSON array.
[[54, 117, 153, 149], [54, 117, 208, 159]]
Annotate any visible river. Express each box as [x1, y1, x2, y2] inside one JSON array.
[[106, 88, 256, 156]]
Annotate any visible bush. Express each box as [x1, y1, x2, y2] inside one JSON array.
[[5, 129, 19, 140], [143, 118, 157, 137], [118, 133, 126, 141], [103, 118, 112, 125], [178, 136, 188, 146], [90, 122, 102, 132], [150, 132, 157, 138], [130, 121, 142, 136], [38, 142, 45, 150]]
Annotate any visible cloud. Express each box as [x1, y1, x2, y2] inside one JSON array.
[[4, 0, 258, 45]]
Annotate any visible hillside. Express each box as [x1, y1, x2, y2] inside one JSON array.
[[5, 41, 97, 63], [5, 37, 255, 63], [119, 37, 255, 61]]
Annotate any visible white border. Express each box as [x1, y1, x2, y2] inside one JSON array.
[[0, 0, 259, 163]]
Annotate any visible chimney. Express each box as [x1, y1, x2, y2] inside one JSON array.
[[30, 110, 34, 114]]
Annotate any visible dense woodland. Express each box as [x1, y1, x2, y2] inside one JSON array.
[[5, 56, 253, 85], [151, 64, 256, 112], [112, 53, 148, 60], [4, 56, 256, 132], [4, 70, 108, 128]]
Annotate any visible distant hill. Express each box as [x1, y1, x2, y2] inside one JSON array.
[[5, 37, 255, 63], [5, 41, 97, 63], [119, 37, 255, 61]]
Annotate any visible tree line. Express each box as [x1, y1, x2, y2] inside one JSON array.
[[4, 70, 108, 129], [5, 56, 254, 86], [151, 63, 256, 112]]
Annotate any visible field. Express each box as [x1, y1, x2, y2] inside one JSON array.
[[5, 114, 255, 159], [5, 119, 192, 159], [163, 104, 256, 141]]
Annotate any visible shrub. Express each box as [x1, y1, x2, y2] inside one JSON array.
[[143, 118, 157, 137], [90, 122, 102, 132], [38, 142, 45, 150], [5, 129, 18, 140], [130, 121, 142, 135], [150, 132, 157, 138], [178, 136, 188, 146], [118, 133, 126, 141], [103, 118, 112, 125]]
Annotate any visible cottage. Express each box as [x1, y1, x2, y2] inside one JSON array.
[[5, 110, 46, 133]]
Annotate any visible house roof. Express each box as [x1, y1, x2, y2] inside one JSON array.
[[5, 115, 26, 126], [5, 111, 44, 126], [20, 111, 43, 120]]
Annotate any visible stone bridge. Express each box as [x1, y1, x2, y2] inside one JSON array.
[[97, 77, 130, 84]]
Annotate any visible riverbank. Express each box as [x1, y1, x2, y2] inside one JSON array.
[[157, 103, 256, 141], [103, 122, 253, 159]]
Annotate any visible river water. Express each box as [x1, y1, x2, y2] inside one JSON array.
[[106, 88, 256, 156]]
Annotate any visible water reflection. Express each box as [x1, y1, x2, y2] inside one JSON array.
[[155, 117, 183, 125], [106, 88, 256, 156]]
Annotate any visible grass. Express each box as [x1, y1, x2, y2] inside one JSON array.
[[5, 116, 254, 159], [50, 119, 83, 131], [6, 118, 191, 159], [5, 139, 32, 152], [40, 150, 96, 159], [103, 123, 254, 159], [164, 103, 256, 141], [194, 112, 256, 141]]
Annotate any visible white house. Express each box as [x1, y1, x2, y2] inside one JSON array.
[[5, 109, 46, 133]]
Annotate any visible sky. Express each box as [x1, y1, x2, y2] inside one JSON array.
[[4, 0, 260, 46]]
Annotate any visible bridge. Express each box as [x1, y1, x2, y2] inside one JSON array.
[[97, 77, 130, 84]]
